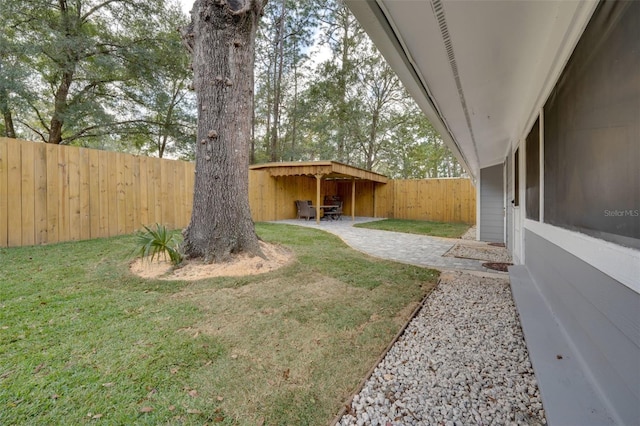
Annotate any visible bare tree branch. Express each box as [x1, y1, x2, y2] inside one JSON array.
[[180, 20, 195, 54], [17, 119, 47, 143], [81, 0, 125, 22], [230, 0, 267, 16], [69, 78, 121, 105], [25, 101, 51, 134], [62, 118, 161, 144]]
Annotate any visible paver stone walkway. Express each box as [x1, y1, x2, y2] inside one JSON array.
[[274, 217, 502, 274]]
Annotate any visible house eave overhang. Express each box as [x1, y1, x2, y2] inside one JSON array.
[[345, 0, 599, 181]]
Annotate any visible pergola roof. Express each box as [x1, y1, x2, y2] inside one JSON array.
[[250, 161, 388, 184]]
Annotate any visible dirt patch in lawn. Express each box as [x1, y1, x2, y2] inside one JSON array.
[[129, 241, 294, 280], [176, 274, 372, 339]]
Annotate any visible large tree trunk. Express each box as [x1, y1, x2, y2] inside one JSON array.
[[48, 0, 76, 145], [0, 81, 16, 138], [268, 0, 286, 162], [290, 53, 298, 161], [48, 70, 74, 144], [1, 101, 16, 139], [334, 7, 354, 163], [182, 0, 265, 263]]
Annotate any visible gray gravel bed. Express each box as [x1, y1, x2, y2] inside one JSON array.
[[444, 244, 512, 264], [460, 226, 477, 240], [338, 271, 546, 426]]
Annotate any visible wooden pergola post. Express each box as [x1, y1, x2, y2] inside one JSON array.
[[315, 174, 323, 224], [373, 183, 377, 218], [351, 178, 356, 221]]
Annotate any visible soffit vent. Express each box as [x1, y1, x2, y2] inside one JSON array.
[[431, 0, 480, 164]]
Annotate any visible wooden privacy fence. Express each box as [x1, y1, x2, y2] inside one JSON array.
[[0, 138, 194, 248], [376, 179, 476, 224], [0, 138, 475, 248]]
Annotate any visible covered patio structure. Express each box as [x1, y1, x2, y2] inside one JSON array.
[[249, 161, 388, 224]]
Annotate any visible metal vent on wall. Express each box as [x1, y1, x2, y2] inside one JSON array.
[[430, 0, 479, 164]]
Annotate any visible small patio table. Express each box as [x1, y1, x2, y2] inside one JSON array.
[[310, 205, 339, 220]]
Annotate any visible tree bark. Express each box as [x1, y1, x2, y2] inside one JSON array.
[[48, 70, 74, 144], [1, 93, 16, 138], [268, 0, 286, 162], [336, 9, 351, 163], [182, 0, 266, 263], [290, 51, 298, 161], [156, 80, 181, 158], [47, 0, 76, 145]]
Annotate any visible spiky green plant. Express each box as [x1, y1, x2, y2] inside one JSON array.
[[135, 224, 183, 266]]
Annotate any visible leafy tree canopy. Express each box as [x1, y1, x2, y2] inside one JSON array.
[[1, 0, 463, 174]]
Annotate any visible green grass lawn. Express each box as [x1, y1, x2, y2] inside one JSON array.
[[354, 218, 471, 238], [0, 223, 438, 425]]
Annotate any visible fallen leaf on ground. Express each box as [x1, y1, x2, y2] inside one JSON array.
[[216, 396, 224, 402], [139, 406, 153, 413], [92, 414, 103, 419], [188, 389, 198, 397], [168, 405, 176, 411], [102, 382, 114, 387], [187, 409, 202, 414]]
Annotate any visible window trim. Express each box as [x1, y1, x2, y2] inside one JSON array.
[[525, 118, 540, 221], [539, 109, 544, 223], [514, 148, 520, 207], [526, 219, 640, 292]]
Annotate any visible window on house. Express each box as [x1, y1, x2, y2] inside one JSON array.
[[543, 0, 639, 249], [526, 118, 540, 221]]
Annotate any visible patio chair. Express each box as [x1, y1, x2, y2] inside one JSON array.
[[295, 200, 316, 220]]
